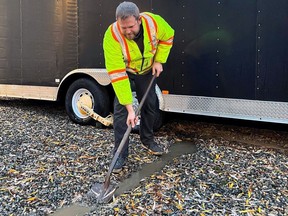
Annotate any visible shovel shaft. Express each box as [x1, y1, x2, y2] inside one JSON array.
[[103, 74, 157, 190]]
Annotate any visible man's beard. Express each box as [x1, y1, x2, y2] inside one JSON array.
[[125, 33, 136, 40]]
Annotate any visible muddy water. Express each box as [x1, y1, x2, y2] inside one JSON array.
[[51, 141, 196, 216], [51, 205, 91, 216], [115, 141, 197, 195]]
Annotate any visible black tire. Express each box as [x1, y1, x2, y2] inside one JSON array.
[[65, 78, 110, 125]]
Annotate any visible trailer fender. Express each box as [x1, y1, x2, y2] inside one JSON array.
[[59, 68, 111, 88]]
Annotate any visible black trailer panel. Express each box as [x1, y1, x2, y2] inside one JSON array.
[[0, 0, 78, 86], [154, 0, 288, 102], [0, 1, 21, 84], [153, 0, 257, 100], [21, 0, 78, 86], [256, 0, 288, 102], [2, 0, 287, 100], [78, 0, 106, 68]]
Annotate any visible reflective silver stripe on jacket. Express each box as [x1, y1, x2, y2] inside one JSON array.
[[109, 70, 127, 81], [140, 13, 157, 49], [112, 22, 128, 62]]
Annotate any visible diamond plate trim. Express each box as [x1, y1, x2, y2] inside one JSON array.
[[163, 94, 288, 124]]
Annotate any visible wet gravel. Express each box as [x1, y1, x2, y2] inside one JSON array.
[[0, 98, 287, 215]]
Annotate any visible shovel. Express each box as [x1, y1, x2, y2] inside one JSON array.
[[88, 73, 157, 203]]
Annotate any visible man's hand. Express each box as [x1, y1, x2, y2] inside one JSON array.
[[125, 104, 138, 127], [152, 62, 163, 77]]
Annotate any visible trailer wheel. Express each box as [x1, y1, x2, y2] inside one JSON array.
[[65, 78, 110, 125]]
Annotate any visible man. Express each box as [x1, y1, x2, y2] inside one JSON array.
[[103, 1, 174, 173]]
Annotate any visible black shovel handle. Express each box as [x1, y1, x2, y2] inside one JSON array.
[[103, 73, 157, 189]]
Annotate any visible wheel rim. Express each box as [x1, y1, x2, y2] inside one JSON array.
[[72, 88, 94, 119]]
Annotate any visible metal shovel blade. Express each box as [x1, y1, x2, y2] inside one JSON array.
[[87, 182, 117, 203]]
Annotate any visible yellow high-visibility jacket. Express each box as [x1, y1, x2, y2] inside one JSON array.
[[103, 12, 174, 105]]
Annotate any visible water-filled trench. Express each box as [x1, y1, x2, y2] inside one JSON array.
[[51, 141, 197, 216]]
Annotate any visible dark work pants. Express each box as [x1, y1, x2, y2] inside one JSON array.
[[113, 72, 157, 159]]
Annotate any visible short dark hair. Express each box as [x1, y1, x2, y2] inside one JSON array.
[[116, 1, 140, 20]]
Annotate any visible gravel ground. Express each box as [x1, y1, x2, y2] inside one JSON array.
[[0, 98, 287, 215]]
